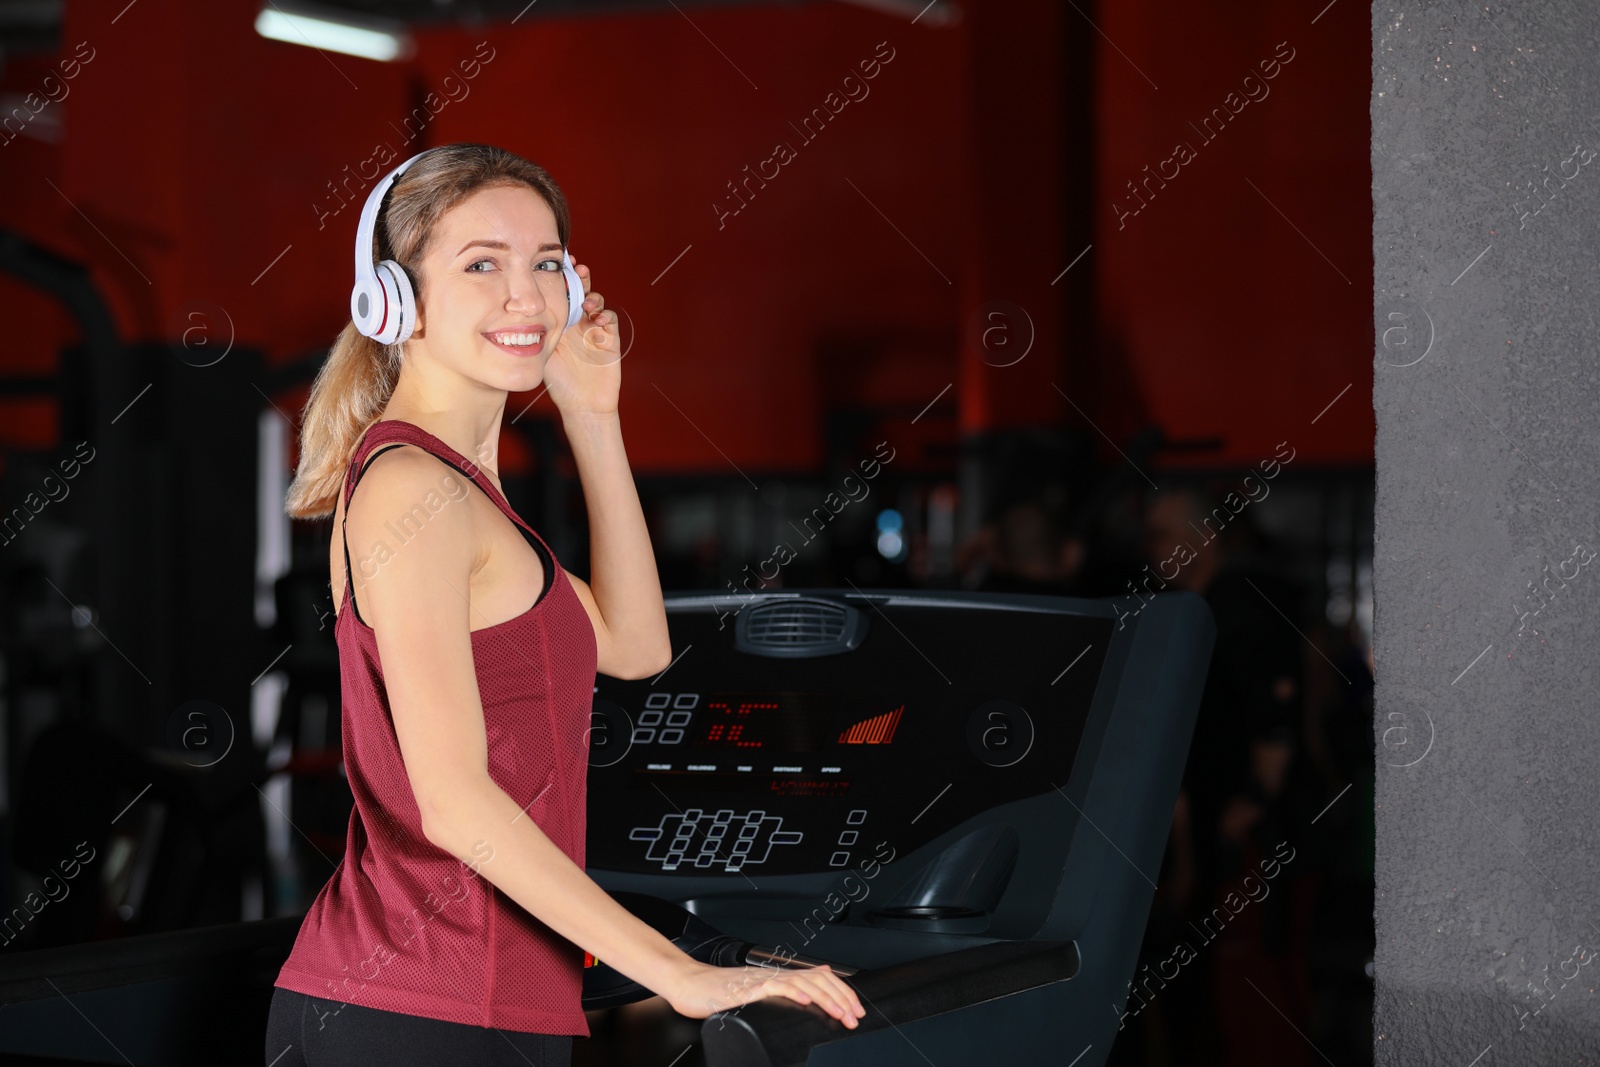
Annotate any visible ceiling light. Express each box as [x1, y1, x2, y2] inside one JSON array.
[[254, 5, 415, 63]]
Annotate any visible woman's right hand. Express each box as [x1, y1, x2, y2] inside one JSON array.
[[664, 959, 866, 1029]]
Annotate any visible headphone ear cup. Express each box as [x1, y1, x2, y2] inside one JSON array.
[[351, 275, 385, 339], [368, 260, 414, 346]]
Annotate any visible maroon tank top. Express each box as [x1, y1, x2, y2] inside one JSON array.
[[275, 419, 598, 1036]]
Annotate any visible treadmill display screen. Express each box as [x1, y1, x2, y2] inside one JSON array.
[[693, 692, 837, 751], [628, 691, 900, 752]]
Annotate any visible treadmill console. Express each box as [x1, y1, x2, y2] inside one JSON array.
[[587, 593, 1114, 878]]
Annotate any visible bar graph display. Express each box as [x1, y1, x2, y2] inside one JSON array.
[[837, 704, 904, 745]]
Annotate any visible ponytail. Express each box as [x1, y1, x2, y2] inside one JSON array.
[[283, 322, 401, 520]]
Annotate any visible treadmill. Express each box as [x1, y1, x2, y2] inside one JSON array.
[[581, 588, 1215, 1067]]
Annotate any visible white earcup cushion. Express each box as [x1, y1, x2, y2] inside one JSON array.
[[563, 258, 583, 329], [369, 261, 411, 345], [384, 261, 416, 344]]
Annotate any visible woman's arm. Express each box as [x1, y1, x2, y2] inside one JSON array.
[[425, 778, 695, 994], [560, 410, 672, 680], [424, 776, 863, 1026], [543, 263, 672, 680], [425, 777, 851, 1023]]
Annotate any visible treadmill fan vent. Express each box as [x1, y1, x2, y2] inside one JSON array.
[[733, 597, 869, 658]]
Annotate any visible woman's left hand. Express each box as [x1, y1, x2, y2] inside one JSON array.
[[543, 261, 623, 418]]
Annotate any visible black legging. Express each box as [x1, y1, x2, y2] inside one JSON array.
[[264, 987, 574, 1066]]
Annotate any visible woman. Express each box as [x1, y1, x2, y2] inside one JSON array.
[[266, 143, 863, 1065]]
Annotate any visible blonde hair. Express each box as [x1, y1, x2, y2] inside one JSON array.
[[284, 143, 571, 519]]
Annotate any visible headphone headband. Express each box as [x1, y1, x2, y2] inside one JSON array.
[[353, 151, 428, 284]]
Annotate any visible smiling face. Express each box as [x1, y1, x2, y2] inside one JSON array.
[[407, 181, 572, 395]]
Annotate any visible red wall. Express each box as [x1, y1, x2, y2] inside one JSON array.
[[1091, 0, 1373, 468], [0, 0, 1370, 472]]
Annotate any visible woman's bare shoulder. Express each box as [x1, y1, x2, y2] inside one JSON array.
[[344, 445, 484, 572]]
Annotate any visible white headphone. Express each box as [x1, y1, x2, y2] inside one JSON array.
[[350, 149, 586, 346]]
